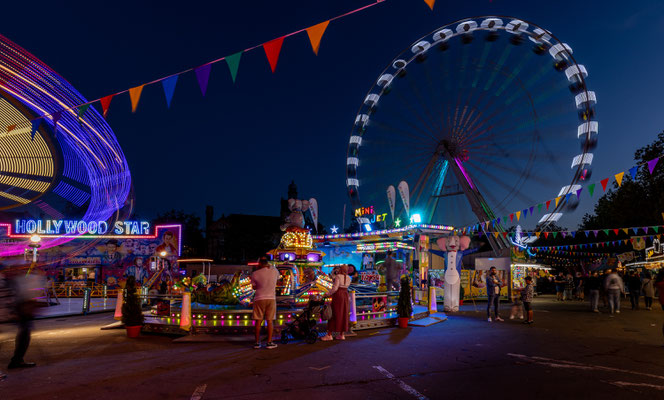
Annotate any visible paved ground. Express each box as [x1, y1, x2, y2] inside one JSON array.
[[1, 295, 663, 400]]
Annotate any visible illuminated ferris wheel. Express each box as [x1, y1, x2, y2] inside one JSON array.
[[345, 16, 597, 252]]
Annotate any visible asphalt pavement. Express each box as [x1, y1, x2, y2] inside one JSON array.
[[1, 295, 663, 400]]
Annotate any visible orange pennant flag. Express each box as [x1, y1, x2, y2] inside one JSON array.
[[129, 85, 145, 113], [516, 211, 521, 221], [6, 124, 16, 133], [622, 228, 628, 234], [614, 172, 624, 187], [554, 196, 561, 207], [263, 37, 285, 73], [306, 21, 330, 55], [424, 0, 435, 10], [494, 232, 500, 238], [535, 232, 541, 238]]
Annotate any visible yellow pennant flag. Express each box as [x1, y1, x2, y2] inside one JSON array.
[[555, 196, 561, 207], [306, 21, 330, 55], [129, 85, 145, 113], [424, 0, 435, 10], [622, 228, 628, 234], [516, 211, 521, 221], [494, 232, 500, 238], [535, 232, 541, 238], [614, 172, 624, 187]]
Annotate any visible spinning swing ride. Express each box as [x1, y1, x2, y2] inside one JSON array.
[[346, 16, 597, 254]]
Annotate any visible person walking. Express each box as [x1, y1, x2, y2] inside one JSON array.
[[604, 269, 624, 314], [321, 264, 351, 341], [627, 271, 641, 310], [486, 266, 504, 322], [383, 251, 400, 292], [564, 273, 574, 301], [250, 257, 279, 349], [554, 272, 565, 301], [641, 270, 655, 310], [587, 271, 601, 312], [521, 276, 534, 324]]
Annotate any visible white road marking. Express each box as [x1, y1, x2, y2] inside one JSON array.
[[373, 366, 428, 400], [309, 366, 331, 371], [609, 381, 664, 391], [190, 384, 207, 400], [508, 354, 664, 381]]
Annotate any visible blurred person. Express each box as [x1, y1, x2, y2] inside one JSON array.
[[564, 273, 574, 301], [321, 264, 351, 341], [641, 270, 655, 310], [383, 250, 400, 292], [575, 272, 585, 301], [627, 271, 641, 310], [554, 272, 565, 301], [604, 269, 625, 314], [587, 271, 602, 313], [509, 288, 524, 320], [250, 257, 279, 349]]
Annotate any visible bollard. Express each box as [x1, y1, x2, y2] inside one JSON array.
[[349, 290, 357, 324], [114, 290, 123, 320], [428, 285, 438, 314], [103, 284, 107, 299], [82, 288, 92, 315], [180, 292, 192, 332]]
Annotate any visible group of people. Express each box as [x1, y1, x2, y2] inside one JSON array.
[[584, 268, 664, 314], [249, 257, 353, 349], [486, 266, 535, 324]]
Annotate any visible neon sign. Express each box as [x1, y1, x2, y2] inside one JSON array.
[[354, 206, 388, 222], [13, 219, 150, 236]]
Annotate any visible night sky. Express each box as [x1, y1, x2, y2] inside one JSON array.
[[3, 0, 664, 229]]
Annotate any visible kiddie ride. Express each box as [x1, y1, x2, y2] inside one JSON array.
[[143, 228, 333, 333]]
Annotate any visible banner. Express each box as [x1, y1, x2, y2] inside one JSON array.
[[397, 181, 410, 217], [386, 185, 396, 223], [616, 251, 635, 263], [308, 198, 318, 233]]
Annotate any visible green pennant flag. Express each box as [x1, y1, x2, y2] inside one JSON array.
[[603, 229, 609, 236], [225, 51, 243, 83], [552, 232, 558, 239], [537, 203, 543, 213], [654, 226, 659, 233], [587, 183, 595, 197], [78, 103, 91, 123]]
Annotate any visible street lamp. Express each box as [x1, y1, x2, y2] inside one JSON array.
[[160, 251, 167, 257], [27, 234, 42, 265]]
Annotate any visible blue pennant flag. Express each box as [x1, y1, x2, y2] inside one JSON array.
[[30, 118, 42, 141], [162, 75, 179, 108]]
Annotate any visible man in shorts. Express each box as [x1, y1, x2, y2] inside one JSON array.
[[251, 257, 279, 349]]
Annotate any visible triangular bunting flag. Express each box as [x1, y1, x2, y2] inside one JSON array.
[[622, 228, 628, 235], [552, 232, 558, 239], [561, 232, 567, 238], [546, 200, 551, 210], [225, 52, 242, 83], [502, 232, 508, 238], [30, 118, 42, 141], [129, 85, 145, 113], [588, 183, 595, 197], [648, 157, 659, 174], [565, 193, 572, 203], [162, 75, 178, 108], [77, 103, 91, 123], [644, 227, 649, 234], [629, 166, 638, 180], [554, 197, 561, 207], [424, 0, 436, 10], [544, 232, 549, 239], [576, 188, 582, 198], [654, 226, 659, 233], [624, 239, 628, 244], [613, 229, 619, 235], [263, 37, 285, 73], [535, 232, 541, 238], [52, 111, 62, 132], [100, 94, 114, 118], [494, 232, 500, 238], [537, 204, 543, 213], [6, 124, 16, 133], [306, 21, 330, 55], [584, 231, 590, 237], [570, 231, 576, 238], [632, 228, 638, 235], [195, 64, 212, 96], [614, 172, 624, 187], [510, 213, 515, 222], [593, 230, 598, 237], [600, 178, 609, 191], [529, 206, 534, 215], [603, 229, 609, 236], [516, 211, 521, 221]]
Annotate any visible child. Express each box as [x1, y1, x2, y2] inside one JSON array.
[[510, 288, 524, 320], [522, 276, 534, 324]]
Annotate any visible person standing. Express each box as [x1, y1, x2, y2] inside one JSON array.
[[564, 273, 574, 301], [486, 267, 504, 322], [250, 257, 279, 349], [521, 276, 534, 324], [641, 270, 655, 311], [604, 269, 624, 314], [554, 272, 565, 301], [627, 271, 641, 310], [383, 251, 400, 292], [322, 264, 351, 341], [587, 271, 601, 313]]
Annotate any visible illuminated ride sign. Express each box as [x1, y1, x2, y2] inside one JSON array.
[[354, 206, 388, 223], [12, 219, 150, 236]]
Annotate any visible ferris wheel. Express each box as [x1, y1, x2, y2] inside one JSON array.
[[345, 16, 597, 252]]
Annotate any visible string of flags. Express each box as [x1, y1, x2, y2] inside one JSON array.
[[530, 234, 660, 252], [474, 225, 663, 241], [452, 156, 662, 237], [4, 1, 387, 138]]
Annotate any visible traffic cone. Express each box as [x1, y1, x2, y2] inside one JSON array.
[[428, 285, 437, 314], [114, 290, 123, 321], [180, 292, 192, 331]]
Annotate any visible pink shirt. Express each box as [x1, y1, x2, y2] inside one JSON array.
[[251, 267, 279, 301]]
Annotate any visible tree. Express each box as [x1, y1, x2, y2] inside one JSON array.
[[581, 131, 664, 229], [153, 210, 205, 257]]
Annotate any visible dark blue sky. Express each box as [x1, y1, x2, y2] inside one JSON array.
[[3, 0, 664, 228]]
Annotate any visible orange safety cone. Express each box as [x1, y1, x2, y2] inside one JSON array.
[[428, 285, 437, 314], [180, 292, 192, 331], [114, 290, 123, 321]]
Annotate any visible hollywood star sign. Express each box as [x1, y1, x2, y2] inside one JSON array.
[[14, 219, 151, 236]]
